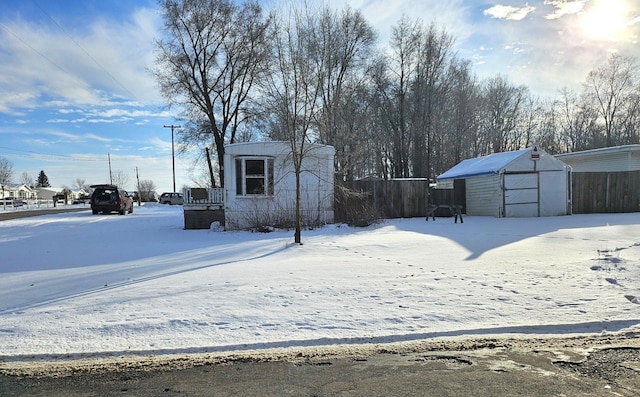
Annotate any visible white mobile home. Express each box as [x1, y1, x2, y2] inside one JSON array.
[[222, 141, 335, 230], [554, 144, 640, 172], [437, 146, 571, 217]]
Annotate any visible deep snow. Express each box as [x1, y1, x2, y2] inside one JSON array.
[[1, 204, 639, 359]]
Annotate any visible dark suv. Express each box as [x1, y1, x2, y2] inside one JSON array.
[[90, 185, 133, 215]]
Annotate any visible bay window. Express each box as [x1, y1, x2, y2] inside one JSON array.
[[235, 157, 274, 196]]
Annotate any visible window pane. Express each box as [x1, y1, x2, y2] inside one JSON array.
[[235, 158, 243, 195], [245, 159, 264, 176], [267, 159, 274, 195], [246, 177, 264, 194]]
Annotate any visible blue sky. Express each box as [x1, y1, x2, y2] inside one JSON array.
[[1, 0, 639, 193]]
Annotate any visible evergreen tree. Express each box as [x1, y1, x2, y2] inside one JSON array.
[[36, 170, 51, 187]]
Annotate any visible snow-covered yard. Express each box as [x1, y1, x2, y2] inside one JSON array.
[[1, 204, 639, 359]]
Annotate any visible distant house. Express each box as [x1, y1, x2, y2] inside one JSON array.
[[554, 144, 640, 172], [437, 145, 571, 217], [33, 187, 59, 201], [33, 187, 70, 204], [73, 189, 89, 199], [2, 184, 35, 200], [184, 141, 335, 230]]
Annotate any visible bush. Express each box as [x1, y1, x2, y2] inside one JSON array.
[[334, 184, 381, 227]]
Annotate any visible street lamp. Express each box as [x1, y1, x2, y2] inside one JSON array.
[[163, 124, 181, 192]]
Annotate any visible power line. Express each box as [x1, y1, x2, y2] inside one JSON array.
[[31, 0, 141, 102], [0, 146, 106, 162], [0, 23, 69, 76], [3, 0, 142, 103]]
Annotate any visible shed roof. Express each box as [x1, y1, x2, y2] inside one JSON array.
[[437, 149, 529, 180]]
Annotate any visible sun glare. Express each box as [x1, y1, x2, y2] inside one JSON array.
[[581, 0, 628, 40]]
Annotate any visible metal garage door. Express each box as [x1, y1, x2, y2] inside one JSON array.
[[503, 173, 539, 217]]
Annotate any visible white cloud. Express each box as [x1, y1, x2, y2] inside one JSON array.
[[483, 4, 536, 21], [327, 0, 472, 45], [544, 0, 586, 20], [0, 6, 161, 114]]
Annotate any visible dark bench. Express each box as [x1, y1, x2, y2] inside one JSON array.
[[426, 204, 463, 223]]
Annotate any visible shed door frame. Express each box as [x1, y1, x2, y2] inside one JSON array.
[[502, 172, 540, 217]]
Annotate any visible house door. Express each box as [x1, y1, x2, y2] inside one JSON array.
[[503, 173, 539, 217]]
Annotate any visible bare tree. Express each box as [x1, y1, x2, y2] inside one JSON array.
[[110, 171, 130, 189], [138, 179, 156, 202], [556, 88, 600, 151], [155, 0, 272, 187], [438, 58, 480, 172], [386, 16, 421, 178], [19, 172, 34, 188], [480, 75, 527, 153], [410, 22, 454, 179], [312, 5, 376, 182], [262, 4, 324, 243], [73, 178, 89, 191], [0, 157, 14, 201], [583, 54, 638, 147], [370, 18, 455, 179]]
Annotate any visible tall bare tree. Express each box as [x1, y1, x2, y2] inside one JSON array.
[[480, 75, 527, 153], [0, 157, 14, 201], [261, 4, 324, 243], [410, 22, 454, 179], [155, 0, 272, 187], [556, 88, 600, 152], [312, 5, 376, 182], [438, 58, 480, 172], [583, 54, 638, 147], [386, 16, 421, 178]]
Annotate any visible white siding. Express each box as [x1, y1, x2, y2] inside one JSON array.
[[223, 142, 334, 230], [555, 145, 640, 172], [560, 153, 628, 172], [466, 175, 501, 217], [630, 151, 640, 170], [504, 150, 567, 173]]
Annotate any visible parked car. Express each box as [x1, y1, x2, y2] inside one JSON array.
[[159, 192, 184, 205], [1, 197, 26, 207], [72, 197, 90, 204], [89, 185, 133, 215]]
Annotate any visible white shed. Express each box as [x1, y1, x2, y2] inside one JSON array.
[[554, 144, 640, 172], [437, 146, 571, 217], [223, 141, 335, 230]]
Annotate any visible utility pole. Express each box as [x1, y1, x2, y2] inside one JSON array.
[[135, 166, 141, 206], [163, 125, 181, 192], [108, 153, 113, 185]]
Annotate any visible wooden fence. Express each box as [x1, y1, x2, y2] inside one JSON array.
[[338, 171, 640, 220], [572, 171, 640, 213], [338, 179, 430, 220]]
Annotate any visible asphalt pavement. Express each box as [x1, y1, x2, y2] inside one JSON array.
[[2, 335, 639, 396], [0, 206, 89, 221]]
